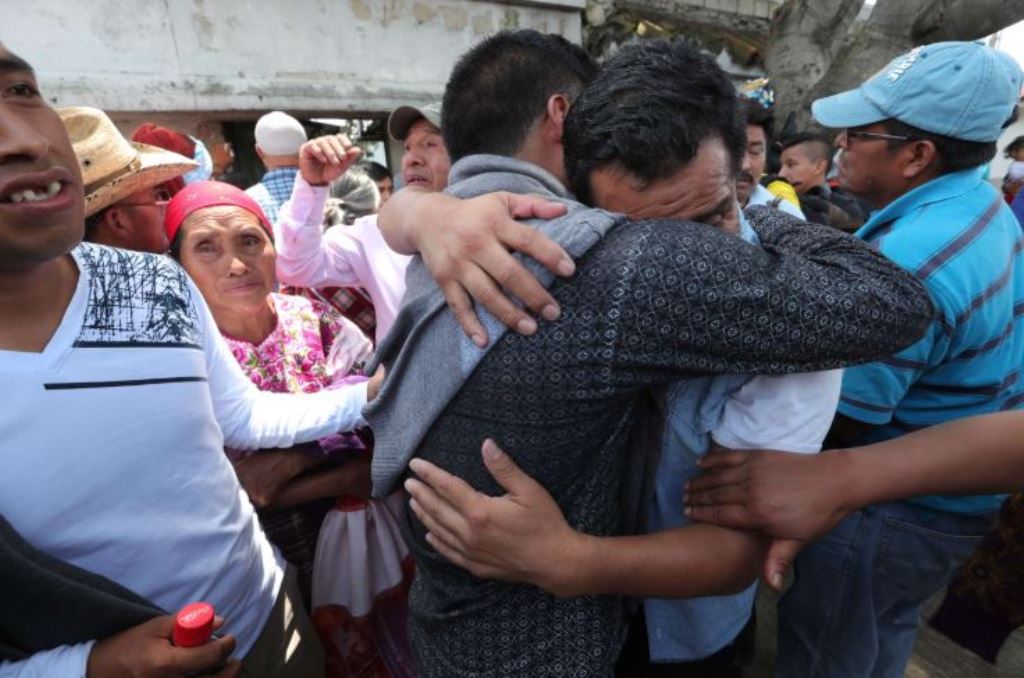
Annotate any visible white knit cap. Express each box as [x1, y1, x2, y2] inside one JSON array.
[[254, 111, 307, 156]]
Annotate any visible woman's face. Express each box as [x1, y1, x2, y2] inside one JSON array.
[[178, 206, 276, 321]]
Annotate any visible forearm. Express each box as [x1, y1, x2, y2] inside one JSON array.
[[273, 177, 347, 288], [376, 186, 458, 254], [613, 216, 933, 379], [753, 216, 934, 362], [553, 525, 765, 598], [835, 411, 1024, 510], [229, 383, 368, 450], [272, 462, 368, 508], [231, 447, 324, 509]]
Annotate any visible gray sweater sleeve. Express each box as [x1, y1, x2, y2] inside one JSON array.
[[600, 206, 933, 379]]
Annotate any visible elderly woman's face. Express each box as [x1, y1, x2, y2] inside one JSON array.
[[178, 206, 276, 320]]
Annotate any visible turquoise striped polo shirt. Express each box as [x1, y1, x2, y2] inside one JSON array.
[[839, 167, 1024, 515]]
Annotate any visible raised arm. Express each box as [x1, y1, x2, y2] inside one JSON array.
[[272, 135, 366, 289]]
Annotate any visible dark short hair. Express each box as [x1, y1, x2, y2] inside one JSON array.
[[84, 209, 107, 242], [740, 98, 774, 140], [359, 161, 391, 183], [1004, 135, 1024, 159], [564, 38, 745, 205], [883, 119, 997, 174], [781, 132, 835, 172], [169, 229, 184, 259], [441, 30, 597, 162]]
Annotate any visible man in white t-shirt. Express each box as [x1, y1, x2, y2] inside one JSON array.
[[0, 44, 373, 677]]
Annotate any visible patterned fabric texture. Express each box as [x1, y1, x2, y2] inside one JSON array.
[[74, 244, 201, 348], [954, 492, 1024, 622], [283, 285, 378, 344], [245, 166, 300, 224], [223, 293, 371, 395], [405, 206, 935, 677], [221, 292, 415, 674], [223, 293, 372, 604]]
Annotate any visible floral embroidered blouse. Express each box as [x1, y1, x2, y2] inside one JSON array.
[[224, 293, 372, 395]]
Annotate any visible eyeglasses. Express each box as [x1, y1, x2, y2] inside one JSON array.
[[119, 189, 172, 212]]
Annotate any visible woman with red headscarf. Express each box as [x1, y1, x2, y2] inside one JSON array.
[[166, 181, 416, 678]]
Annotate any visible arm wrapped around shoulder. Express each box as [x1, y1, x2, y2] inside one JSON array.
[[607, 207, 934, 376], [746, 205, 933, 364]]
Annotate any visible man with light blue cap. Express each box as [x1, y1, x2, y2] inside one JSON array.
[[776, 41, 1024, 678]]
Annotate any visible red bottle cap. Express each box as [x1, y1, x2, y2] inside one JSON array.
[[173, 602, 215, 647]]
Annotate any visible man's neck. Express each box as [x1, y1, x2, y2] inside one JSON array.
[[869, 167, 944, 211], [0, 254, 79, 352], [514, 140, 568, 189]]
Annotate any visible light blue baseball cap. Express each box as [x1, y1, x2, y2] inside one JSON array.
[[812, 41, 1022, 142]]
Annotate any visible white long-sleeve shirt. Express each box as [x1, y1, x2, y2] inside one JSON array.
[[0, 244, 367, 676], [273, 176, 411, 344]]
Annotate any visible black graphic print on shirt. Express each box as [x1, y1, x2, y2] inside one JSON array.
[[74, 244, 201, 349]]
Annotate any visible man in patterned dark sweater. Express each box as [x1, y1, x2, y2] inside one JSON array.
[[366, 33, 934, 676]]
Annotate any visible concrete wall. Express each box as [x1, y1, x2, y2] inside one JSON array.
[[3, 0, 584, 115]]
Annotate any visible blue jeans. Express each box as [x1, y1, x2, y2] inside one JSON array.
[[775, 501, 994, 678]]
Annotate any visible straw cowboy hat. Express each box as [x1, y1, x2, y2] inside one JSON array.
[[58, 106, 198, 217]]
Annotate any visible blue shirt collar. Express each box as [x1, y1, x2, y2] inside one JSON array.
[[858, 167, 986, 240]]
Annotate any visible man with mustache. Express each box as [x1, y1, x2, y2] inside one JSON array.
[[735, 98, 805, 220]]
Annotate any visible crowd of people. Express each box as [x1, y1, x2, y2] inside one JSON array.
[[1, 28, 1023, 678]]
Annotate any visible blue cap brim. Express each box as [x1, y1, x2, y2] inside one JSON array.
[[811, 87, 889, 129]]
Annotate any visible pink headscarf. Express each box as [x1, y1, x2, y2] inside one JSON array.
[[165, 180, 273, 244]]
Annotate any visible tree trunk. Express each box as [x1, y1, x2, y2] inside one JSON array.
[[764, 0, 865, 136], [768, 0, 1024, 136], [913, 0, 1024, 43], [795, 0, 930, 131]]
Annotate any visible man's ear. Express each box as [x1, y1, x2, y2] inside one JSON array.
[[102, 206, 132, 238], [544, 94, 572, 143], [902, 140, 939, 180]]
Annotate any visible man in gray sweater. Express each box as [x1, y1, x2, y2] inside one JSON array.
[[367, 32, 933, 677]]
